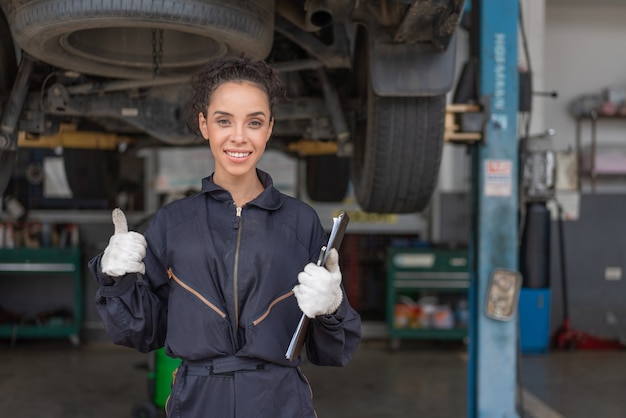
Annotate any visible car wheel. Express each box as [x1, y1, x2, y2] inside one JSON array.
[[7, 0, 275, 79], [63, 148, 120, 201], [306, 154, 350, 202], [350, 28, 444, 214], [0, 11, 18, 197]]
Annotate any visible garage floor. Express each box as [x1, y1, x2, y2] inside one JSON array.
[[0, 336, 624, 418]]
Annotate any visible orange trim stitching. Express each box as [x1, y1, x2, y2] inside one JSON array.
[[167, 268, 227, 318], [252, 291, 294, 326]]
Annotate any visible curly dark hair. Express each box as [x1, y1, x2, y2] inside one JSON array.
[[185, 55, 287, 137]]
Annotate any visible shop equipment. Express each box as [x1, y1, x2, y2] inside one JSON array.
[[551, 203, 625, 350], [386, 246, 469, 350]]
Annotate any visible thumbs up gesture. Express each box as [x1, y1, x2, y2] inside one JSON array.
[[101, 208, 148, 277]]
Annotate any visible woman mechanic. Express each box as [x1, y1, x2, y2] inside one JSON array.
[[88, 55, 362, 417]]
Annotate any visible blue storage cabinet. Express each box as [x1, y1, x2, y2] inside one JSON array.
[[519, 288, 551, 353]]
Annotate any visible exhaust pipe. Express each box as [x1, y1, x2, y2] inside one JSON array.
[[276, 0, 334, 32], [306, 0, 333, 28]]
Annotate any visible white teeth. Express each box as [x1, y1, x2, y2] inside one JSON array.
[[227, 151, 250, 158]]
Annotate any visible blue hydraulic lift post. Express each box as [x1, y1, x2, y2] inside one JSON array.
[[467, 0, 520, 417]]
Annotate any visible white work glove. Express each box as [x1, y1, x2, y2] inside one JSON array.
[[293, 248, 343, 318], [101, 208, 147, 277]]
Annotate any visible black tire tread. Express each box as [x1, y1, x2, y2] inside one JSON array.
[[353, 94, 445, 213], [8, 0, 274, 78]]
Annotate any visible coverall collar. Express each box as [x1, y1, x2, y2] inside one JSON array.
[[200, 169, 283, 211]]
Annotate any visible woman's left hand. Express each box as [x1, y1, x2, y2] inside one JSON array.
[[293, 249, 343, 318]]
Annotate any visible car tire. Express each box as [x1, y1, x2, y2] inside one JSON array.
[[0, 11, 18, 197], [7, 0, 275, 79], [63, 148, 120, 201], [350, 28, 444, 214], [306, 154, 350, 202]]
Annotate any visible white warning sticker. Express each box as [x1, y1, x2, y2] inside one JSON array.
[[485, 159, 512, 196]]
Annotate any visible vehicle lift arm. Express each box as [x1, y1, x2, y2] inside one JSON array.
[[468, 0, 520, 417]]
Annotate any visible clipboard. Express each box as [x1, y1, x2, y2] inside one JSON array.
[[285, 211, 350, 361]]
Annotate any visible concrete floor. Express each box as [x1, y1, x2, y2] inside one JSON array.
[[0, 337, 624, 418]]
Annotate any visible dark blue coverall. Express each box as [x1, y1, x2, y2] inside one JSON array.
[[89, 170, 362, 417]]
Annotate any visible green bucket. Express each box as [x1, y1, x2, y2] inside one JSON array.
[[152, 348, 182, 409]]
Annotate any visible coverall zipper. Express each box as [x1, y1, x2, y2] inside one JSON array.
[[233, 206, 243, 342]]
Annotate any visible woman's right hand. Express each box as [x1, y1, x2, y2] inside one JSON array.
[[100, 208, 147, 277]]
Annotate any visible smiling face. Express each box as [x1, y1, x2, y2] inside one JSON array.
[[198, 81, 274, 186]]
